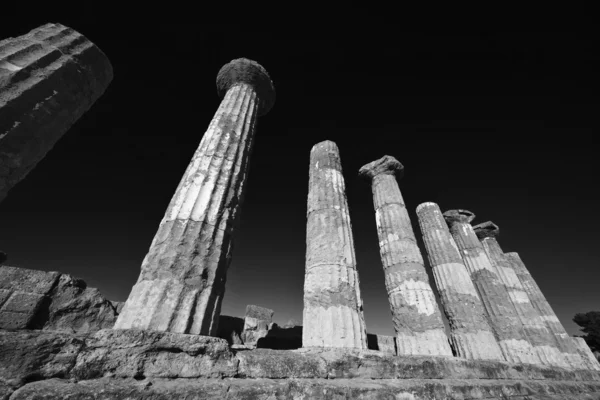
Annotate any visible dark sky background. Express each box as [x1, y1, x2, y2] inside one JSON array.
[[1, 25, 598, 337]]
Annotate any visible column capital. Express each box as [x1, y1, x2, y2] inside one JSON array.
[[443, 209, 475, 225], [473, 221, 500, 240], [216, 58, 275, 116], [358, 155, 404, 181]]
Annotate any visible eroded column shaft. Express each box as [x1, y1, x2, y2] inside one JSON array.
[[573, 337, 600, 371], [505, 252, 588, 369], [445, 213, 541, 365], [115, 59, 272, 336], [0, 23, 113, 203], [416, 203, 503, 360], [479, 235, 568, 369], [303, 140, 368, 349], [361, 158, 451, 356]]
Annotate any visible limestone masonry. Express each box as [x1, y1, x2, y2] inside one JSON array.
[[1, 23, 599, 399]]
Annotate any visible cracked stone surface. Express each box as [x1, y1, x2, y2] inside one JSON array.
[[303, 140, 368, 349], [0, 23, 113, 203], [114, 58, 275, 337], [359, 156, 451, 357], [474, 221, 571, 370], [416, 203, 504, 361], [444, 210, 542, 366]]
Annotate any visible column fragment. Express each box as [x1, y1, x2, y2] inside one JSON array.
[[0, 23, 113, 203], [359, 156, 451, 356], [303, 140, 368, 349], [505, 251, 590, 370], [443, 210, 541, 365], [114, 58, 275, 336], [416, 203, 504, 361], [474, 221, 569, 369]]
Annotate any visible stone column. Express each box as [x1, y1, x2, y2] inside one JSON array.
[[359, 156, 451, 356], [303, 140, 368, 349], [114, 58, 275, 336], [416, 203, 504, 361], [0, 23, 113, 203], [474, 221, 570, 369], [573, 337, 600, 371], [505, 251, 589, 370], [443, 210, 541, 365]]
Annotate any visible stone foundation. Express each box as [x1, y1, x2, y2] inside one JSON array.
[[2, 328, 600, 399]]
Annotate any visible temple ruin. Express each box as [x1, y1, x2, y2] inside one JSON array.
[[1, 23, 600, 400]]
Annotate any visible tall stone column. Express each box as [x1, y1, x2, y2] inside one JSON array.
[[114, 58, 275, 336], [474, 222, 569, 369], [359, 156, 451, 356], [416, 203, 504, 361], [0, 23, 113, 203], [443, 210, 541, 365], [505, 251, 590, 370], [303, 140, 368, 349]]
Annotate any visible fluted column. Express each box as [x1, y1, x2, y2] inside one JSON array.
[[0, 23, 113, 203], [359, 156, 451, 356], [573, 337, 600, 371], [505, 251, 590, 370], [443, 210, 541, 365], [114, 58, 275, 336], [474, 222, 569, 369], [416, 203, 504, 361], [303, 140, 368, 349]]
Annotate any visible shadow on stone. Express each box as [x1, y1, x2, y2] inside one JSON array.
[[367, 333, 380, 351], [256, 325, 303, 350]]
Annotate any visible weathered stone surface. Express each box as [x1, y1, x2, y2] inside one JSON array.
[[42, 274, 117, 334], [3, 328, 600, 398], [14, 377, 600, 400], [574, 337, 600, 371], [444, 209, 542, 366], [240, 304, 273, 347], [303, 140, 368, 349], [0, 265, 118, 333], [0, 329, 86, 386], [114, 58, 275, 336], [70, 329, 237, 380], [110, 300, 124, 314], [0, 266, 60, 329], [360, 156, 452, 357], [416, 203, 504, 361], [506, 251, 588, 370], [475, 221, 571, 370], [0, 23, 113, 203]]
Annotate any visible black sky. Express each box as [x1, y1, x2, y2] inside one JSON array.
[[1, 25, 598, 337]]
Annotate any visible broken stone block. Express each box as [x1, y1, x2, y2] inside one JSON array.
[[42, 274, 118, 334], [0, 265, 60, 329], [241, 305, 274, 347], [0, 265, 117, 333], [0, 23, 113, 203]]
